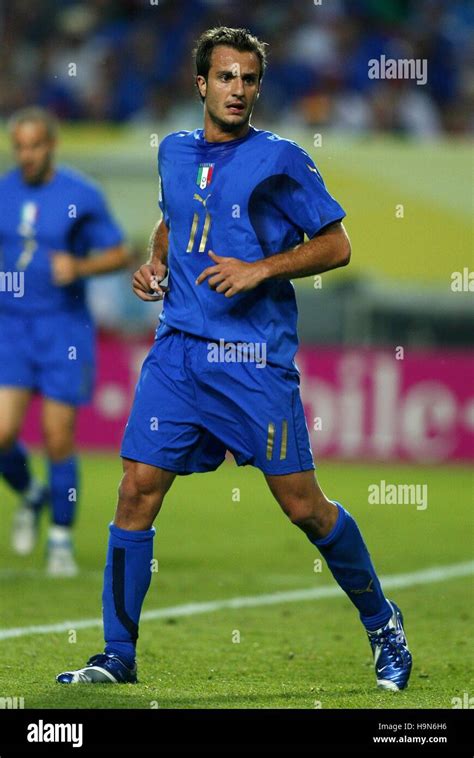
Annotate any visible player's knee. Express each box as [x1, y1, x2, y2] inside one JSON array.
[[287, 497, 338, 539], [43, 425, 74, 461], [118, 469, 162, 509], [44, 435, 74, 461], [277, 492, 313, 527], [288, 507, 316, 532], [281, 492, 325, 528], [116, 469, 164, 529]]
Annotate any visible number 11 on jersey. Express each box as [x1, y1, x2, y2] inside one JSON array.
[[186, 212, 212, 254], [17, 239, 38, 270]]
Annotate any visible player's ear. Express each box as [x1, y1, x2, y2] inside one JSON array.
[[196, 75, 207, 100]]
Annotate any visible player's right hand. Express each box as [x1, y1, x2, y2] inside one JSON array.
[[132, 263, 169, 302]]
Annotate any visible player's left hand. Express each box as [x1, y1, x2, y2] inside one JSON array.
[[51, 252, 79, 286], [196, 251, 265, 297]]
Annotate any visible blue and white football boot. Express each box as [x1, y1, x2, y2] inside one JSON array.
[[56, 653, 137, 684], [11, 480, 49, 556], [46, 526, 78, 577], [367, 600, 412, 691]]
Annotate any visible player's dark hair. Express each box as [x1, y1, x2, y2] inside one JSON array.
[[7, 106, 58, 140], [193, 27, 268, 102]]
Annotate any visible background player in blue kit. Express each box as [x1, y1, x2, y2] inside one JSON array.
[[0, 107, 129, 576], [57, 28, 412, 690]]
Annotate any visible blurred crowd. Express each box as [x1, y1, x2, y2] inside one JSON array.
[[0, 0, 472, 136]]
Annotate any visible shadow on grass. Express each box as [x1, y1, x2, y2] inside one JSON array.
[[27, 686, 394, 710]]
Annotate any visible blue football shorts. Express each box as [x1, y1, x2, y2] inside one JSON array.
[[0, 310, 95, 406], [121, 323, 315, 475]]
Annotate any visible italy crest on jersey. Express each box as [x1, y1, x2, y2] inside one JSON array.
[[197, 163, 214, 190], [18, 201, 38, 237]]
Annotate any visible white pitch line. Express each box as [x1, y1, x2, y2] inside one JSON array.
[[0, 560, 472, 642]]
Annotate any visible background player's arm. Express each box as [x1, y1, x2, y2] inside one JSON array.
[[132, 218, 169, 302], [52, 244, 129, 286], [197, 221, 351, 298]]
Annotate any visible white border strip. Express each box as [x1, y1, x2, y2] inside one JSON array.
[[0, 560, 472, 642]]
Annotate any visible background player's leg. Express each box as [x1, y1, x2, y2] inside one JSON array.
[[42, 398, 79, 575], [0, 387, 48, 554], [265, 470, 392, 631], [42, 397, 78, 523], [102, 458, 176, 666], [0, 387, 33, 491]]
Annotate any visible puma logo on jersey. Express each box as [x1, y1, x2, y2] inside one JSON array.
[[193, 193, 212, 208]]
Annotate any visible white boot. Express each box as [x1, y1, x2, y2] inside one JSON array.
[[11, 479, 47, 556], [46, 525, 78, 577]]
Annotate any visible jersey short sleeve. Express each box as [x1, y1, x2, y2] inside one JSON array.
[[277, 141, 346, 238], [79, 187, 124, 251]]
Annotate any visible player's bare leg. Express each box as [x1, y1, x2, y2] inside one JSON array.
[[114, 458, 176, 530], [0, 387, 31, 450], [42, 398, 77, 461], [0, 387, 48, 555], [265, 469, 412, 690], [42, 398, 79, 576], [265, 470, 338, 540]]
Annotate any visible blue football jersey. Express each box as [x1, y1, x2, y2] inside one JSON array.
[[158, 127, 346, 368], [0, 166, 124, 314]]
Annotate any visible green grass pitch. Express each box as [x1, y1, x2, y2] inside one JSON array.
[[0, 455, 472, 709]]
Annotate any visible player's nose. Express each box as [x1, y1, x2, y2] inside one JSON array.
[[230, 76, 245, 96]]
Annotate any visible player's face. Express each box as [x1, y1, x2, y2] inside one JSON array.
[[197, 46, 261, 133], [11, 122, 55, 185]]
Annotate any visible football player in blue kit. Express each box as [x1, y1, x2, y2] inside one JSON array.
[[57, 28, 412, 689], [0, 108, 128, 576]]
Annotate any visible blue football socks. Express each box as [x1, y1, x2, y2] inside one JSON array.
[[100, 500, 390, 668], [103, 523, 155, 667], [308, 501, 392, 632], [0, 442, 31, 494], [49, 456, 79, 526]]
